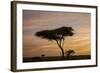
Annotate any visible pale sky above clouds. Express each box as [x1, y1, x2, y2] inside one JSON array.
[[23, 10, 91, 58]]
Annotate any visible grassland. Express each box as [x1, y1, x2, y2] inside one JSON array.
[[23, 55, 91, 62]]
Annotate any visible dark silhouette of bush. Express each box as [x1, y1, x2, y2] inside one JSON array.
[[41, 54, 45, 57], [65, 49, 75, 59]]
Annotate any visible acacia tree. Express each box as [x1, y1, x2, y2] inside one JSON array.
[[35, 26, 74, 58], [65, 49, 75, 58]]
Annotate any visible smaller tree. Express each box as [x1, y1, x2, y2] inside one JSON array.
[[65, 49, 75, 59]]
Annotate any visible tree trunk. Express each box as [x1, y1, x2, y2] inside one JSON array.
[[59, 46, 64, 58], [56, 40, 64, 58]]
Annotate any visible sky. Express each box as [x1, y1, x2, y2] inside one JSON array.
[[23, 10, 91, 58]]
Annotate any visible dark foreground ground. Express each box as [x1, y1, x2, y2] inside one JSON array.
[[23, 55, 91, 62]]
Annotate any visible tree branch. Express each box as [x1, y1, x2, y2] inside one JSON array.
[[55, 39, 65, 58], [55, 39, 59, 46], [55, 40, 61, 48], [61, 38, 64, 48]]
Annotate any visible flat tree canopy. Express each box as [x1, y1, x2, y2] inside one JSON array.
[[35, 26, 74, 40]]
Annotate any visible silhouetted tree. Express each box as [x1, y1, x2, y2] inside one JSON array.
[[65, 49, 75, 59], [35, 26, 74, 58]]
